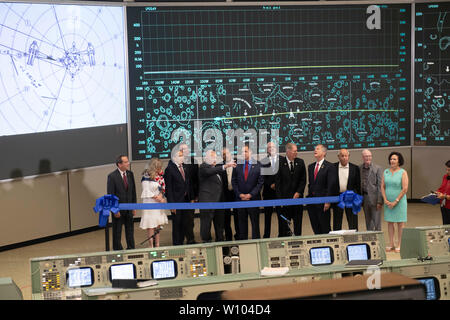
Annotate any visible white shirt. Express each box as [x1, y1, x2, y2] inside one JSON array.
[[338, 163, 349, 193], [270, 155, 277, 168]]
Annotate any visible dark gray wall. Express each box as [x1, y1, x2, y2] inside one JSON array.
[[0, 124, 128, 180]]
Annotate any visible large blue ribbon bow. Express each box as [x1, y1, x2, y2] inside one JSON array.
[[337, 190, 363, 215], [93, 194, 120, 227]]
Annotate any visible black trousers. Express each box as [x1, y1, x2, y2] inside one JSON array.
[[171, 208, 195, 246], [263, 205, 282, 238], [279, 205, 303, 237], [200, 209, 225, 242], [332, 204, 358, 231], [223, 208, 239, 241], [307, 204, 331, 235], [111, 211, 135, 250], [238, 207, 260, 240], [183, 209, 196, 244], [442, 207, 450, 225]]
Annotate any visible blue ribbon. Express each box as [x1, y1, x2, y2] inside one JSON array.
[[93, 192, 363, 227], [337, 190, 363, 215], [93, 194, 120, 227]]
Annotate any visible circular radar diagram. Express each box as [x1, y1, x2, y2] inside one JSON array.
[[0, 3, 126, 136]]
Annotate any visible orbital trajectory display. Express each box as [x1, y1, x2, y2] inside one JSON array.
[[128, 5, 411, 159]]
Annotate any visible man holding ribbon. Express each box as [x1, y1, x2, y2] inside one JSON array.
[[107, 155, 137, 250], [332, 149, 361, 231]]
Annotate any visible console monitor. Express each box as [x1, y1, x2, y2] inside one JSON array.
[[346, 244, 371, 261], [309, 247, 334, 266], [417, 277, 440, 300], [151, 260, 177, 280], [66, 267, 94, 288], [109, 263, 136, 281]]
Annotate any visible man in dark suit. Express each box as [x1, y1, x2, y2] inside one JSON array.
[[164, 149, 195, 246], [107, 155, 137, 250], [275, 142, 307, 236], [179, 143, 198, 244], [260, 141, 282, 238], [220, 147, 239, 240], [307, 144, 337, 235], [232, 145, 264, 240], [332, 149, 361, 231], [198, 150, 236, 242]]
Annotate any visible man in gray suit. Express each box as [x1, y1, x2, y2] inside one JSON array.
[[198, 150, 236, 242], [360, 149, 383, 231]]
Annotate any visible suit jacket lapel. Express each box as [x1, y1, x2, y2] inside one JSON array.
[[349, 164, 353, 189], [335, 163, 340, 186], [347, 164, 354, 189]]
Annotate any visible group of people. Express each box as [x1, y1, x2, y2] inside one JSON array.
[[106, 144, 450, 253]]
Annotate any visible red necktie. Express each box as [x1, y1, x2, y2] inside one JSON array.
[[244, 161, 249, 181], [179, 165, 185, 180], [123, 172, 128, 190], [314, 162, 320, 180]]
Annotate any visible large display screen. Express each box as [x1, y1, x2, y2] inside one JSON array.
[[0, 3, 127, 136], [414, 3, 450, 146], [127, 4, 411, 160], [0, 3, 128, 180]]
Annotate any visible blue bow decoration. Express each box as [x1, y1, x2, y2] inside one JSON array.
[[338, 190, 363, 215], [93, 194, 120, 227]]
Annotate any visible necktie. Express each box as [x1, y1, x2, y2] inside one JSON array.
[[314, 162, 320, 180], [289, 161, 294, 173], [123, 172, 128, 190], [179, 165, 185, 180], [244, 161, 249, 181]]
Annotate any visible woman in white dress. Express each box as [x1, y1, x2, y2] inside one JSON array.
[[139, 158, 169, 247]]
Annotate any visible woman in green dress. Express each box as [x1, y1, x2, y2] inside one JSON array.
[[381, 152, 409, 253]]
